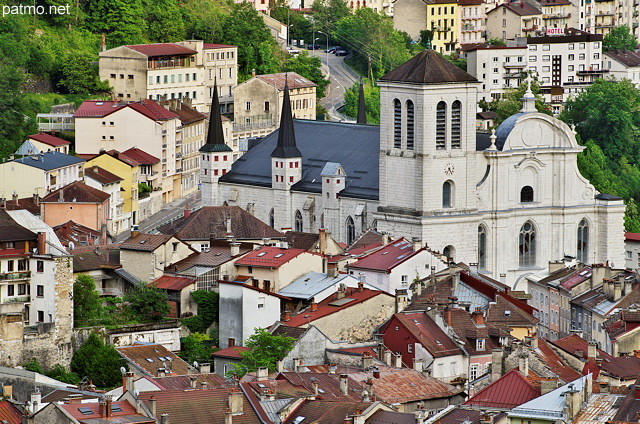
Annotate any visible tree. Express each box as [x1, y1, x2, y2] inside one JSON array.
[[603, 25, 638, 52], [283, 51, 330, 98], [179, 333, 213, 364], [143, 0, 186, 42], [83, 0, 144, 47], [24, 358, 44, 374], [312, 0, 351, 39], [487, 76, 551, 125], [58, 52, 110, 95], [73, 274, 104, 327], [230, 328, 295, 377], [181, 290, 219, 335], [486, 38, 506, 47], [124, 283, 171, 322], [343, 79, 380, 123], [46, 364, 81, 385], [0, 57, 34, 160], [71, 333, 127, 389]]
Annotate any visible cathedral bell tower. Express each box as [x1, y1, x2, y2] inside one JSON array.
[[200, 81, 233, 206]]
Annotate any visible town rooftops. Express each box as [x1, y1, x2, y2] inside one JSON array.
[[84, 165, 123, 185], [384, 312, 465, 358], [610, 377, 640, 424], [284, 400, 374, 424], [151, 275, 195, 291], [59, 399, 154, 423], [538, 0, 572, 5], [72, 247, 121, 273], [493, 1, 542, 16], [464, 368, 540, 409], [9, 150, 84, 171], [115, 343, 196, 377], [270, 323, 309, 340], [162, 102, 206, 125], [121, 148, 160, 165], [574, 393, 626, 424], [486, 294, 539, 330], [606, 50, 640, 68], [27, 132, 70, 147], [255, 72, 316, 90], [41, 181, 111, 204], [125, 42, 197, 57], [287, 287, 392, 327], [234, 245, 312, 268], [0, 399, 22, 424], [535, 338, 583, 383], [120, 233, 174, 252], [211, 345, 249, 359], [168, 241, 252, 272], [528, 28, 604, 43], [379, 49, 478, 84], [157, 206, 283, 241], [509, 375, 590, 421], [348, 238, 422, 272], [55, 221, 102, 248], [151, 373, 227, 391], [74, 100, 178, 121], [0, 195, 40, 215], [277, 272, 360, 300]]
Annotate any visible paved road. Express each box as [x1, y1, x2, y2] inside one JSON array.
[[311, 50, 359, 120]]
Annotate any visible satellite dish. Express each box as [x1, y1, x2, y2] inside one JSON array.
[[120, 367, 126, 375], [193, 361, 199, 368]]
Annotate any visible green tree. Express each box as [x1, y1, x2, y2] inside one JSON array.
[[46, 364, 81, 385], [179, 333, 212, 364], [83, 0, 144, 47], [312, 0, 351, 38], [73, 274, 104, 327], [488, 77, 551, 125], [486, 38, 507, 47], [230, 328, 294, 377], [343, 79, 380, 123], [181, 290, 219, 335], [143, 0, 186, 42], [124, 283, 171, 322], [603, 25, 638, 52], [24, 358, 44, 374], [71, 333, 127, 389], [0, 58, 34, 160], [283, 51, 330, 98], [181, 0, 230, 42], [58, 52, 110, 95]]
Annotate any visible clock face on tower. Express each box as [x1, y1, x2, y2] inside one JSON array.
[[444, 163, 455, 176]]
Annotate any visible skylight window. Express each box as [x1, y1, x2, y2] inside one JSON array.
[[145, 358, 154, 363], [78, 407, 93, 415], [111, 405, 122, 413], [504, 310, 511, 317], [293, 417, 306, 424], [257, 383, 266, 388], [397, 255, 405, 260], [275, 253, 284, 258], [257, 252, 267, 257]]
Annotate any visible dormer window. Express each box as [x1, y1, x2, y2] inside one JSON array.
[[476, 339, 485, 351]]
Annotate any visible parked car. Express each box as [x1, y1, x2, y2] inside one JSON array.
[[286, 46, 300, 55], [325, 46, 342, 53], [307, 44, 321, 50], [334, 49, 349, 56]]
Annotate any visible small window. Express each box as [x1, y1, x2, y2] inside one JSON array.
[[408, 344, 413, 353], [476, 339, 485, 351], [246, 102, 251, 111], [36, 261, 44, 272], [18, 284, 26, 295], [7, 285, 14, 296], [443, 181, 453, 208], [128, 74, 134, 79], [36, 285, 44, 297], [37, 310, 44, 323], [264, 101, 270, 112], [520, 186, 534, 203]]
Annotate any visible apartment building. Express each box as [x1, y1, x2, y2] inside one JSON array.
[[604, 50, 640, 88], [486, 2, 543, 40], [538, 0, 577, 31], [465, 46, 527, 104], [99, 41, 238, 113], [428, 0, 460, 53], [459, 0, 486, 45]]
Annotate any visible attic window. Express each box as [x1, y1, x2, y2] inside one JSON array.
[[158, 357, 167, 361], [145, 358, 154, 363], [382, 252, 389, 255], [257, 252, 267, 257], [275, 253, 284, 258], [257, 383, 267, 388], [78, 407, 93, 415], [111, 405, 122, 413], [504, 310, 511, 317], [397, 255, 406, 260], [140, 240, 147, 244], [318, 388, 325, 393], [412, 319, 420, 324], [436, 340, 442, 345], [293, 417, 306, 424], [393, 242, 403, 247], [96, 102, 104, 106]]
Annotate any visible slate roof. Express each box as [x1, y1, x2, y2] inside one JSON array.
[[41, 182, 111, 204], [464, 368, 540, 409], [116, 343, 196, 377], [201, 82, 232, 153], [494, 112, 526, 150], [0, 400, 23, 424], [286, 288, 392, 327], [125, 43, 197, 57], [606, 50, 640, 68], [379, 50, 478, 84], [218, 120, 380, 200], [138, 388, 262, 424], [212, 346, 249, 359], [234, 245, 311, 268], [28, 132, 70, 147], [9, 150, 84, 171], [151, 275, 195, 291], [157, 206, 283, 241], [349, 238, 421, 272], [119, 233, 173, 252], [74, 100, 178, 121], [84, 165, 123, 185], [284, 231, 319, 250], [255, 72, 316, 90]]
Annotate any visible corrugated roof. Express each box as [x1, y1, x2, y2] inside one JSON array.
[[9, 150, 84, 171], [277, 272, 359, 300], [151, 275, 195, 291], [218, 120, 380, 200], [6, 210, 67, 255], [126, 43, 197, 57], [509, 375, 589, 421], [465, 368, 540, 409], [41, 181, 111, 204], [28, 132, 70, 147], [379, 50, 478, 84], [574, 393, 626, 424]]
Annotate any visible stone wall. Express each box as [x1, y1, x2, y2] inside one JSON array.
[[137, 191, 163, 223]]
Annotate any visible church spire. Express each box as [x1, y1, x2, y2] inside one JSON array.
[[200, 80, 232, 153], [357, 79, 366, 124], [271, 74, 302, 158]]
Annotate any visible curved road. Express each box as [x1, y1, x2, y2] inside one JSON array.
[[311, 50, 359, 120]]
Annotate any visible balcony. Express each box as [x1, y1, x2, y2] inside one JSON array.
[[176, 168, 183, 173], [576, 68, 609, 75], [504, 71, 526, 78], [147, 57, 191, 70], [176, 153, 182, 158], [597, 11, 615, 16], [523, 25, 538, 32], [441, 373, 468, 385], [0, 271, 30, 282], [232, 119, 275, 132], [503, 62, 526, 69]]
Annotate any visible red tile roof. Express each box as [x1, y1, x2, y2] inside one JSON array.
[[0, 400, 22, 424], [625, 232, 640, 242], [218, 280, 292, 300], [203, 43, 236, 49], [74, 100, 177, 121], [151, 275, 195, 291], [286, 288, 392, 327], [120, 233, 174, 252], [0, 196, 41, 215], [383, 312, 465, 358], [234, 245, 312, 268], [550, 334, 613, 362], [28, 132, 70, 147], [84, 165, 124, 185], [152, 373, 227, 390], [285, 400, 373, 424], [536, 338, 583, 383], [41, 181, 111, 204], [116, 343, 196, 377], [464, 368, 540, 409], [212, 346, 249, 359], [61, 400, 153, 423], [127, 100, 178, 121], [126, 43, 197, 57], [121, 148, 160, 165], [349, 238, 421, 272]]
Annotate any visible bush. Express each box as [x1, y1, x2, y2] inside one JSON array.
[[71, 333, 126, 389]]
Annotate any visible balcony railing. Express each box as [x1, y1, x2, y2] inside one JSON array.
[[0, 271, 31, 281], [576, 69, 609, 75], [232, 119, 275, 132], [503, 62, 526, 68]]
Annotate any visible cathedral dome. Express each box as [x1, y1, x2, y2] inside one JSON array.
[[493, 112, 526, 150]]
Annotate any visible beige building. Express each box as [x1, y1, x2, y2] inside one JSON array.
[[486, 2, 543, 40], [120, 233, 194, 283], [233, 72, 316, 144], [99, 41, 237, 113], [459, 0, 487, 45]]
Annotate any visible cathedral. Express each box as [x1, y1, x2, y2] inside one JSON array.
[[201, 50, 625, 287]]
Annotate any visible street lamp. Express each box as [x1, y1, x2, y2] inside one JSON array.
[[318, 31, 329, 64]]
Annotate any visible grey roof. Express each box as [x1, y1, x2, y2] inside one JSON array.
[[259, 398, 294, 423], [277, 272, 359, 300], [219, 120, 380, 200], [271, 80, 302, 158], [595, 193, 623, 201], [15, 140, 40, 156], [6, 210, 67, 256], [321, 162, 342, 177], [509, 375, 588, 421], [10, 150, 84, 171], [494, 112, 526, 150], [115, 268, 141, 285], [454, 281, 493, 310]]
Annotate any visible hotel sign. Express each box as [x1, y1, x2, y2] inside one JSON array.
[[546, 28, 565, 36]]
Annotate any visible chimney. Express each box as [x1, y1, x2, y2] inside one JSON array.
[[625, 278, 633, 296], [591, 264, 612, 287], [0, 198, 5, 209], [328, 265, 338, 278], [229, 388, 243, 414], [414, 410, 425, 424], [189, 376, 197, 389], [412, 237, 421, 251], [336, 285, 346, 300], [2, 385, 12, 399], [414, 282, 422, 297], [157, 368, 166, 378], [59, 188, 63, 201], [373, 367, 381, 379], [310, 302, 318, 312], [100, 33, 106, 51], [362, 389, 370, 402], [201, 380, 208, 389], [362, 352, 373, 369], [635, 384, 640, 399], [394, 353, 402, 368], [328, 364, 337, 374], [384, 350, 392, 366], [339, 374, 348, 394], [225, 409, 233, 424], [228, 337, 236, 347], [160, 413, 169, 424], [382, 233, 389, 245], [30, 390, 41, 412], [199, 363, 211, 374], [541, 378, 559, 395], [319, 228, 327, 255], [131, 226, 140, 238], [445, 307, 452, 327], [293, 358, 303, 372], [518, 353, 529, 377], [365, 378, 374, 396], [395, 289, 408, 313], [283, 311, 291, 322], [37, 232, 46, 255], [105, 396, 113, 418], [184, 204, 191, 219], [251, 69, 256, 77], [312, 381, 319, 395], [230, 241, 240, 257], [413, 358, 423, 372], [471, 307, 484, 326], [358, 281, 364, 292], [123, 371, 135, 393], [491, 349, 503, 382], [226, 217, 233, 240], [276, 359, 284, 373], [256, 367, 268, 381], [588, 341, 597, 361], [614, 281, 622, 301], [148, 396, 156, 417]]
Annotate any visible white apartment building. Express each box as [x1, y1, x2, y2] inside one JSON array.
[[604, 50, 640, 88], [99, 41, 238, 113], [465, 46, 527, 104]]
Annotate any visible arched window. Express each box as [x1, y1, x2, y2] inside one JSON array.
[[519, 221, 536, 267], [478, 225, 487, 270], [436, 101, 446, 150], [520, 186, 534, 203], [577, 219, 589, 263], [443, 245, 456, 262], [406, 100, 414, 150], [346, 216, 355, 245], [295, 210, 303, 232], [451, 100, 461, 149], [371, 219, 378, 231], [269, 208, 275, 228], [393, 99, 402, 148], [442, 180, 453, 208]]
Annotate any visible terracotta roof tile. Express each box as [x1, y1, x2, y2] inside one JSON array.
[[536, 338, 583, 383], [116, 343, 196, 377], [160, 102, 206, 125], [212, 346, 250, 359], [74, 100, 177, 121], [349, 238, 421, 272], [41, 181, 111, 204], [121, 148, 160, 165], [120, 233, 173, 252], [234, 245, 310, 268], [0, 400, 23, 424], [0, 196, 41, 215], [626, 232, 640, 242], [168, 241, 252, 272], [486, 295, 538, 330], [61, 400, 153, 423], [151, 275, 195, 291], [382, 312, 464, 358], [287, 400, 372, 424], [28, 132, 70, 147], [464, 368, 540, 409], [85, 165, 123, 185], [447, 308, 501, 356], [610, 376, 640, 423], [152, 373, 227, 390], [126, 43, 197, 57], [55, 221, 103, 248], [41, 388, 102, 403], [255, 72, 316, 90]]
